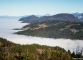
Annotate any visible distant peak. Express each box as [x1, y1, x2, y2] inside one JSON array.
[[76, 12, 79, 14], [44, 13, 51, 16], [29, 15, 36, 17]]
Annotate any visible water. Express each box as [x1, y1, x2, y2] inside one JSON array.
[[0, 17, 83, 52]]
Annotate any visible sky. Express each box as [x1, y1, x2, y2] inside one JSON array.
[[0, 0, 83, 16]]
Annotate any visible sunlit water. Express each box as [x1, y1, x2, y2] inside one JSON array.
[[0, 18, 83, 52]]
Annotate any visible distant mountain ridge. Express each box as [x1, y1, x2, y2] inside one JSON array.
[[50, 13, 79, 22], [72, 12, 83, 22], [19, 13, 80, 24], [19, 15, 39, 24]]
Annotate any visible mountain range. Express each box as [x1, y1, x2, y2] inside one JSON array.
[[19, 13, 83, 24]]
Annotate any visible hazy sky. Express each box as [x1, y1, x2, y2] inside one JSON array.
[[0, 0, 83, 16]]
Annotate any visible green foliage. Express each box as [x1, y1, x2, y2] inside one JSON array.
[[0, 37, 83, 60], [70, 25, 82, 30]]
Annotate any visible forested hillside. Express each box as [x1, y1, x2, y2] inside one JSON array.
[[16, 20, 83, 40], [0, 37, 82, 60]]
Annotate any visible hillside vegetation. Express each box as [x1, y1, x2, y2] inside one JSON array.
[[0, 37, 83, 60], [0, 37, 79, 60], [16, 20, 83, 40]]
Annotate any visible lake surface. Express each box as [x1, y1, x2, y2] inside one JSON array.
[[0, 17, 83, 52]]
